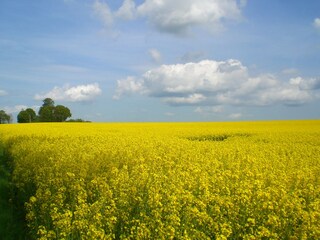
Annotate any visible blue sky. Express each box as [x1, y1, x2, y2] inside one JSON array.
[[0, 0, 319, 122]]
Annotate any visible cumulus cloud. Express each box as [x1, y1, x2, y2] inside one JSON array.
[[149, 48, 162, 63], [113, 77, 144, 100], [114, 59, 320, 107], [93, 0, 243, 35], [290, 77, 320, 90], [314, 18, 320, 30], [35, 83, 102, 102], [136, 0, 243, 34], [0, 89, 8, 96], [115, 59, 248, 99]]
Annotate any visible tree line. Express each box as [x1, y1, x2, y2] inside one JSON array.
[[0, 98, 88, 124], [17, 98, 71, 123], [0, 110, 12, 124]]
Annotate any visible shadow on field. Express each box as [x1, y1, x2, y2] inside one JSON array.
[[187, 133, 252, 142], [0, 145, 28, 240]]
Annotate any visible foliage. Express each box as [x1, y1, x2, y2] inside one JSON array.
[[0, 120, 319, 239], [38, 99, 71, 122], [18, 98, 72, 123], [0, 110, 11, 124], [53, 105, 71, 122], [17, 108, 37, 123], [42, 98, 55, 107], [38, 105, 55, 122]]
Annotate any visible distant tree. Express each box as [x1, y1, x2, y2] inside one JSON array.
[[17, 108, 36, 123], [0, 110, 11, 124], [37, 98, 55, 122], [38, 98, 72, 122], [17, 110, 30, 123], [26, 108, 37, 122], [42, 98, 55, 107], [38, 105, 55, 122], [54, 105, 71, 122]]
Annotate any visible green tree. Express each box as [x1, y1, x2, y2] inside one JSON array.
[[42, 98, 55, 107], [38, 98, 55, 122], [0, 110, 11, 124], [54, 105, 71, 122], [38, 105, 55, 122], [17, 108, 36, 123], [38, 98, 72, 122]]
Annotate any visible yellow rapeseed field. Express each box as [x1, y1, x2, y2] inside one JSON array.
[[0, 120, 319, 239]]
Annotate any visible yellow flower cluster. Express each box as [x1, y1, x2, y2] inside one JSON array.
[[0, 120, 319, 239]]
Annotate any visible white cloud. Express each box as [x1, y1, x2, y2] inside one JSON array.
[[314, 18, 320, 30], [257, 84, 311, 106], [113, 77, 144, 100], [0, 89, 8, 96], [3, 105, 28, 114], [290, 77, 320, 90], [35, 83, 102, 102], [114, 59, 319, 107], [2, 105, 40, 116], [93, 0, 114, 28], [93, 0, 136, 28], [149, 48, 162, 63], [93, 0, 243, 35], [115, 59, 248, 100], [137, 0, 243, 35], [116, 0, 136, 20]]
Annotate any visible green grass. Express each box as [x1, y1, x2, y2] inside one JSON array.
[[0, 145, 28, 240]]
